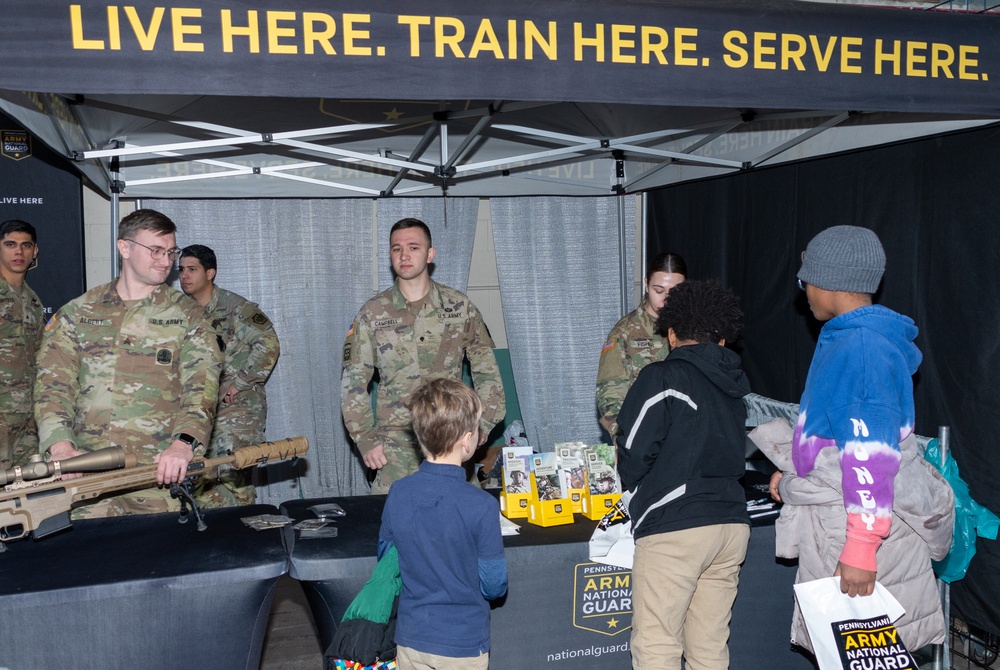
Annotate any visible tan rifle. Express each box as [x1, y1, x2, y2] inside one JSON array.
[[0, 437, 309, 546]]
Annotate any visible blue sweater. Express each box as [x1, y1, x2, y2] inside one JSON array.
[[794, 304, 921, 571], [379, 461, 507, 658]]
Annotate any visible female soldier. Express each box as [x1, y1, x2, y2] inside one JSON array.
[[596, 252, 686, 439]]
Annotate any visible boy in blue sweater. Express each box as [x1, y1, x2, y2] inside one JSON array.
[[379, 378, 508, 670]]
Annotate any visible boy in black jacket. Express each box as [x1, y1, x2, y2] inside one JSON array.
[[616, 280, 750, 670]]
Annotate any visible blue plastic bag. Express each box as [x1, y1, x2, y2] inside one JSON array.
[[924, 438, 1000, 583]]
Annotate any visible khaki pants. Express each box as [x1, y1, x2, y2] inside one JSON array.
[[631, 523, 750, 670], [396, 646, 488, 670]]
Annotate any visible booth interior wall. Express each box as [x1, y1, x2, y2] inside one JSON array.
[[491, 196, 636, 451], [645, 123, 1000, 633]]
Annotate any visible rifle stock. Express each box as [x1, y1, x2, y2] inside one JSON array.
[[0, 437, 309, 543]]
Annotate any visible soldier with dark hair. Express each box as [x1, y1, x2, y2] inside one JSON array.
[[35, 209, 222, 516], [597, 252, 686, 440], [341, 218, 505, 494], [179, 244, 280, 508], [0, 219, 44, 468]]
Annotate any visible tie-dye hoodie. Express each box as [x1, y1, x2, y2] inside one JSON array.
[[794, 304, 921, 572]]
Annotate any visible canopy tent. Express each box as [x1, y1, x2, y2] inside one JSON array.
[[0, 0, 997, 198]]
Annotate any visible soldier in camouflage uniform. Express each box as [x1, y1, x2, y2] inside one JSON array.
[[596, 253, 686, 438], [0, 220, 45, 469], [35, 209, 222, 517], [179, 245, 280, 508], [342, 218, 505, 494]]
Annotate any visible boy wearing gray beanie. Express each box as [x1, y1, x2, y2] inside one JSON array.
[[770, 225, 922, 598]]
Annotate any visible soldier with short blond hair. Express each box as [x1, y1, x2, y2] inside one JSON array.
[[34, 209, 222, 516]]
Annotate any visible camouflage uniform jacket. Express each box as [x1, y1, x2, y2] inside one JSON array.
[[596, 304, 670, 435], [0, 277, 44, 415], [35, 281, 222, 462], [341, 280, 505, 455], [205, 286, 280, 446]]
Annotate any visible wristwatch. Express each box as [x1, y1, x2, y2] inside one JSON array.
[[174, 433, 199, 448]]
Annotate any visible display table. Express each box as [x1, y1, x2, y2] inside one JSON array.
[[0, 504, 288, 670], [280, 494, 814, 670]]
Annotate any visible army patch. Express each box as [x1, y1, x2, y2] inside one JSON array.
[[441, 311, 464, 319], [79, 317, 110, 326], [343, 342, 352, 363], [44, 314, 57, 331], [633, 339, 653, 349], [155, 349, 173, 365], [240, 303, 271, 328], [600, 338, 616, 355], [373, 318, 402, 329], [345, 322, 354, 339]]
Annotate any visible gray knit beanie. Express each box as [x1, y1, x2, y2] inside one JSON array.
[[797, 225, 885, 293]]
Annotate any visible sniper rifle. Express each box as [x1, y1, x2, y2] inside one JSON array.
[[0, 437, 309, 547]]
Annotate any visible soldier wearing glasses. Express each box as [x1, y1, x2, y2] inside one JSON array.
[[34, 209, 222, 517]]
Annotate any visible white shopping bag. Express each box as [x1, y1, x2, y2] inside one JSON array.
[[588, 490, 634, 569], [794, 577, 915, 670]]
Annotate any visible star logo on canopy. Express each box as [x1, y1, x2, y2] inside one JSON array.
[[383, 107, 404, 121]]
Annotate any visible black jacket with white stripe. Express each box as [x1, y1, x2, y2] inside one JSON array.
[[616, 343, 750, 541]]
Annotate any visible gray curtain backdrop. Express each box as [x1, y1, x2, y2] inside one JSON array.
[[148, 197, 480, 501], [149, 198, 375, 500], [375, 198, 480, 292], [491, 197, 636, 451]]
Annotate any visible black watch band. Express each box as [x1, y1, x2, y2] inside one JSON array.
[[175, 433, 199, 447]]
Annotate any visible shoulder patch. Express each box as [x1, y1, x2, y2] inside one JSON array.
[[240, 302, 271, 328], [345, 322, 354, 339], [601, 338, 616, 355], [44, 314, 57, 332]]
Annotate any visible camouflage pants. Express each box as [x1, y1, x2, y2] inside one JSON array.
[[369, 431, 482, 495], [0, 412, 38, 469], [71, 486, 183, 519], [370, 433, 422, 495], [194, 415, 260, 508]]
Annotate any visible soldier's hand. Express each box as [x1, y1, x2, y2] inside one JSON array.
[[154, 440, 194, 485], [224, 384, 238, 405], [50, 440, 86, 480], [363, 444, 388, 470]]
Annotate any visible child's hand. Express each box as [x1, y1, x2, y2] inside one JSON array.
[[835, 562, 876, 597], [769, 471, 783, 502]]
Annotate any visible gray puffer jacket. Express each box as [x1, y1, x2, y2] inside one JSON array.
[[749, 418, 954, 653]]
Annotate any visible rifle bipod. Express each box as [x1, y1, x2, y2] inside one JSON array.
[[170, 478, 207, 532]]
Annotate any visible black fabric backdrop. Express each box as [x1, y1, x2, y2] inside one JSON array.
[[647, 122, 1000, 634], [0, 111, 85, 314]]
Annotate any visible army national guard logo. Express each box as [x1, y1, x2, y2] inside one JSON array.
[[2, 130, 31, 161], [573, 563, 632, 636]]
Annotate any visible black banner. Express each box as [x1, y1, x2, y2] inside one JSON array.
[[0, 112, 85, 315], [0, 0, 996, 115]]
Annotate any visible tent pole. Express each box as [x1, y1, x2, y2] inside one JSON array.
[[640, 191, 647, 297], [110, 157, 121, 278], [615, 152, 627, 317]]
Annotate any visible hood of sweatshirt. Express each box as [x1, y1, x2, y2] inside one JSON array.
[[669, 343, 750, 399]]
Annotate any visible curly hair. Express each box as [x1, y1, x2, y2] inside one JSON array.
[[655, 279, 743, 344]]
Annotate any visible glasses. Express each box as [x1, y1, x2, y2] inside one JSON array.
[[126, 239, 182, 261]]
